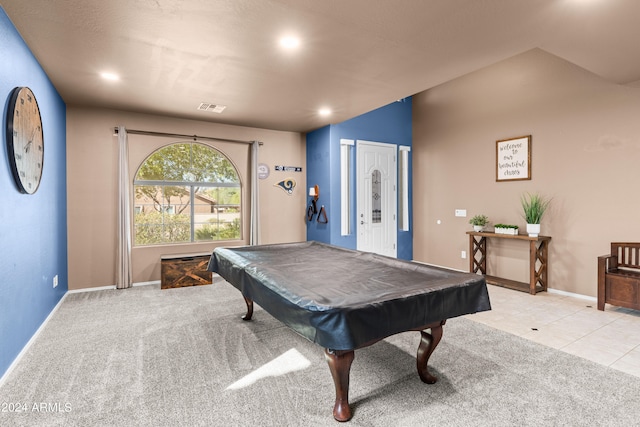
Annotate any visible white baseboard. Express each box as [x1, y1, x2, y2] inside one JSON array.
[[547, 287, 596, 302], [67, 285, 114, 293], [133, 280, 160, 288], [1, 280, 162, 386], [411, 258, 467, 273], [411, 259, 595, 301], [67, 280, 160, 294], [0, 293, 68, 388]]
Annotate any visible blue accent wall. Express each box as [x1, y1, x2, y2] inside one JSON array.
[[0, 7, 67, 378], [305, 125, 332, 243], [306, 98, 413, 259]]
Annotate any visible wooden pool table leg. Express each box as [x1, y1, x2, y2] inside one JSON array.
[[416, 320, 446, 384], [242, 296, 253, 321], [324, 349, 355, 422]]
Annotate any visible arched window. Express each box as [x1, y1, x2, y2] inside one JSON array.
[[133, 142, 241, 246]]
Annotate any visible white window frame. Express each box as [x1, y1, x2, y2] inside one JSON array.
[[340, 139, 355, 236], [399, 145, 411, 231], [133, 142, 242, 246]]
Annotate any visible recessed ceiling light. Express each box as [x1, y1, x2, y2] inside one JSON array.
[[100, 72, 120, 81], [279, 36, 301, 50], [319, 108, 332, 116]]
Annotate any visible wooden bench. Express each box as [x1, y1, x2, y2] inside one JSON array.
[[598, 242, 640, 311], [160, 253, 212, 289]]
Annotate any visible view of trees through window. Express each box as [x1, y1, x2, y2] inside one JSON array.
[[133, 142, 241, 245]]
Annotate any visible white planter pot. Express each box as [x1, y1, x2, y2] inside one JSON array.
[[473, 225, 484, 232], [495, 227, 518, 235], [526, 223, 541, 237]]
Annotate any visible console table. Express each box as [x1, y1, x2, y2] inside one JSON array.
[[467, 231, 551, 295]]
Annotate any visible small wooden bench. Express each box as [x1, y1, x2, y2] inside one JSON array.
[[598, 242, 640, 311], [160, 253, 212, 289]]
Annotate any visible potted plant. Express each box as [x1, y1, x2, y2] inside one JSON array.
[[469, 214, 489, 232], [494, 224, 519, 235], [521, 193, 550, 237]]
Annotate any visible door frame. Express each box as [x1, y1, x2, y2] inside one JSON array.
[[356, 140, 397, 257]]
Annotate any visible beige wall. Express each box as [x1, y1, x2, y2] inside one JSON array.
[[412, 48, 640, 297], [67, 107, 306, 290]]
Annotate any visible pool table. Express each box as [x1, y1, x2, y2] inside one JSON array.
[[208, 241, 490, 421]]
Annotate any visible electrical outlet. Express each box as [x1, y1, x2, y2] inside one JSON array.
[[461, 251, 467, 259], [53, 275, 58, 288], [455, 209, 467, 217]]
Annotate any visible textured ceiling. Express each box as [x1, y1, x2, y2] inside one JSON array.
[[3, 0, 640, 132]]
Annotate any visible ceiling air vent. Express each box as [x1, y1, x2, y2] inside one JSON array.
[[197, 103, 227, 113]]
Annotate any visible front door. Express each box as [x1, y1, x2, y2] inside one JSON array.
[[356, 140, 397, 257]]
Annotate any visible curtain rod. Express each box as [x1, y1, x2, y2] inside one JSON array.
[[113, 127, 262, 145]]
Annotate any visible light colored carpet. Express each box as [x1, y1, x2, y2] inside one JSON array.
[[1, 280, 638, 426]]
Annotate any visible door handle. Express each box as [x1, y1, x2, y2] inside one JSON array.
[[361, 221, 367, 225]]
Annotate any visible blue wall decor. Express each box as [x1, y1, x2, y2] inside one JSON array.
[[274, 178, 296, 194]]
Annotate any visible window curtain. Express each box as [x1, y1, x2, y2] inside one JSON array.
[[249, 141, 260, 245], [116, 126, 133, 289]]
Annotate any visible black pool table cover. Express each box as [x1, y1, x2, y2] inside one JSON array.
[[208, 241, 491, 350]]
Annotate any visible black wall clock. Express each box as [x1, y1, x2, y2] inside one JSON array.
[[6, 86, 44, 194]]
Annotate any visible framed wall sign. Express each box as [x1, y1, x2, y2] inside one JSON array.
[[496, 135, 531, 181]]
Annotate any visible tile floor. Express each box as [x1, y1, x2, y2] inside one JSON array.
[[467, 284, 640, 378]]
